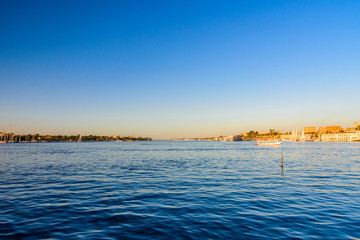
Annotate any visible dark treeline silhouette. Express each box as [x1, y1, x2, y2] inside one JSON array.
[[0, 133, 151, 143]]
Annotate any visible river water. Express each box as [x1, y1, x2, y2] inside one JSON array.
[[1, 141, 360, 239]]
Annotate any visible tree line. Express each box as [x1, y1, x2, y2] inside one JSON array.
[[0, 133, 151, 142]]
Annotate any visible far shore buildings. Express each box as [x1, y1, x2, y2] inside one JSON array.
[[318, 125, 344, 134], [320, 121, 360, 142], [214, 135, 242, 141], [227, 135, 242, 141], [280, 121, 360, 142], [304, 127, 317, 134]]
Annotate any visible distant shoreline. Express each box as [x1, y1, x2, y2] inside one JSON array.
[[0, 134, 151, 143]]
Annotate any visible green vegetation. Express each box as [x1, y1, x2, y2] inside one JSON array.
[[242, 129, 282, 141], [247, 131, 258, 139]]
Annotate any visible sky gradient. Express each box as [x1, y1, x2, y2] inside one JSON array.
[[1, 0, 359, 139]]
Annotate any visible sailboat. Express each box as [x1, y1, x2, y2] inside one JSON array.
[[77, 135, 82, 142], [291, 128, 299, 141]]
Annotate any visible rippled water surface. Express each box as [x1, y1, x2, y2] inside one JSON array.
[[1, 141, 360, 239]]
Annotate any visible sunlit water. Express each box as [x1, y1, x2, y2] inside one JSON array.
[[1, 141, 360, 239]]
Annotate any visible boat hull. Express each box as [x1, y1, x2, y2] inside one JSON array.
[[256, 140, 281, 146]]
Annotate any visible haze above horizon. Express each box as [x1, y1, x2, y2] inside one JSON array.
[[1, 0, 359, 139]]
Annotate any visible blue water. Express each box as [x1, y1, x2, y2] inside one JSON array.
[[1, 141, 360, 239]]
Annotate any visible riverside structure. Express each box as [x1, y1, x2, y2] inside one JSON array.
[[280, 121, 360, 142]]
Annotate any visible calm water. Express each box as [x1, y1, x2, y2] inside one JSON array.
[[1, 141, 360, 239]]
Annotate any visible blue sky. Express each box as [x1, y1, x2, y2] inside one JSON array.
[[1, 0, 359, 138]]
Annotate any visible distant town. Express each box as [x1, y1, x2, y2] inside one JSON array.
[[1, 121, 360, 143], [172, 121, 360, 142]]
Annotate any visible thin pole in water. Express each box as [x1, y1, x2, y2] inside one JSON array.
[[281, 152, 284, 176]]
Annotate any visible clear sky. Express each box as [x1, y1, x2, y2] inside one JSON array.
[[1, 0, 359, 139]]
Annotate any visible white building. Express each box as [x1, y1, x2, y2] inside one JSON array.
[[280, 134, 292, 141], [321, 132, 360, 142], [226, 135, 242, 141]]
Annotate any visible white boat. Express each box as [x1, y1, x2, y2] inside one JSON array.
[[256, 140, 281, 146]]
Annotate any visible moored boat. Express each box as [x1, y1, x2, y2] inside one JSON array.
[[256, 140, 281, 146]]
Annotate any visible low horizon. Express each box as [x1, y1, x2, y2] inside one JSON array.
[[1, 120, 358, 140]]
